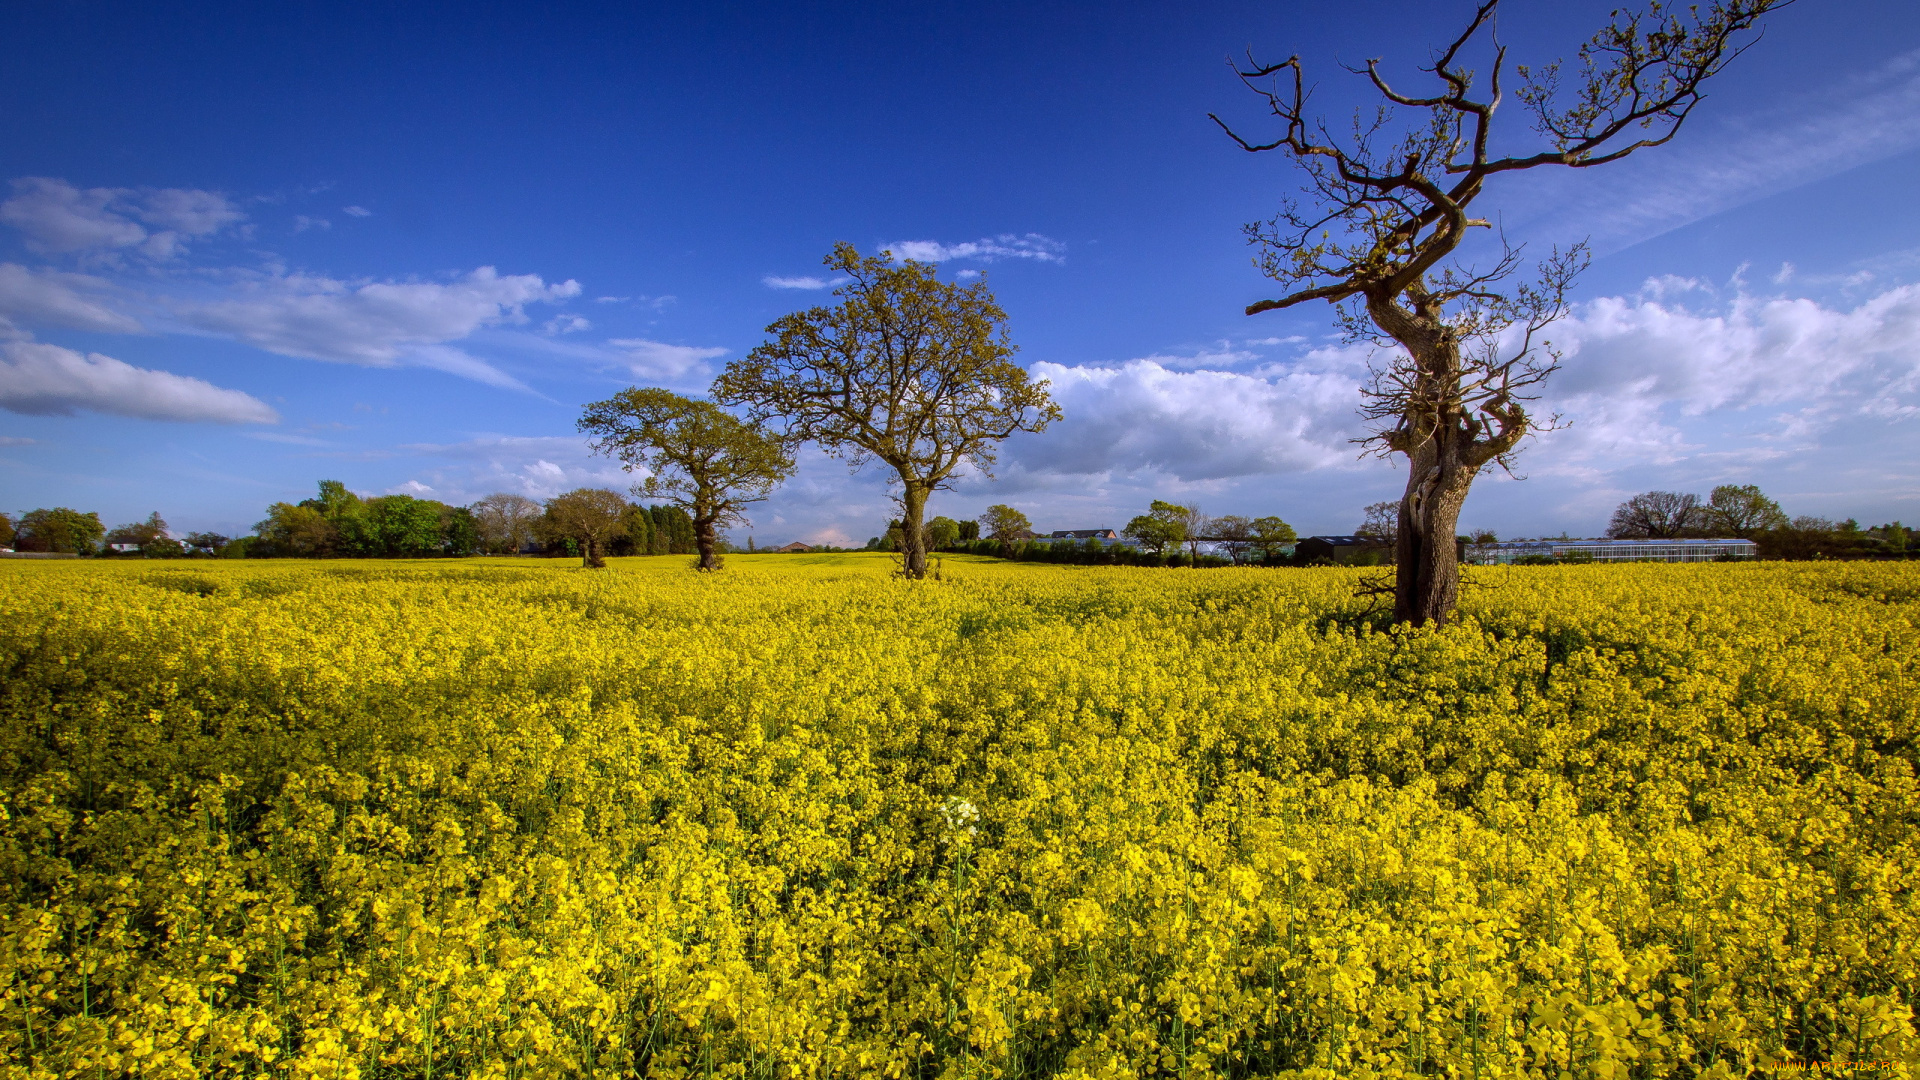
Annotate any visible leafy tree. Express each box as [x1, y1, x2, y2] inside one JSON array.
[[360, 495, 445, 557], [16, 508, 105, 554], [472, 493, 543, 554], [1124, 501, 1189, 557], [441, 506, 481, 556], [927, 516, 961, 551], [1607, 491, 1701, 539], [978, 504, 1032, 556], [540, 489, 630, 568], [649, 505, 695, 555], [1250, 515, 1298, 560], [579, 387, 796, 571], [714, 243, 1060, 579], [0, 512, 13, 549], [957, 519, 980, 542], [613, 503, 654, 557], [1215, 0, 1779, 624], [254, 503, 338, 557], [1704, 483, 1788, 538]]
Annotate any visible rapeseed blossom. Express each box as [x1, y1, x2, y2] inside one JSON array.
[[0, 553, 1912, 1077]]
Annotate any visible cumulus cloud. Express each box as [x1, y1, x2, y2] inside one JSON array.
[[883, 234, 1066, 264], [609, 337, 728, 379], [0, 340, 278, 423], [1533, 281, 1920, 470], [0, 263, 143, 334], [0, 177, 244, 259], [1008, 354, 1362, 482], [180, 266, 580, 387]]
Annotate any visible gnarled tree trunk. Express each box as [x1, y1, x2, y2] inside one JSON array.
[[694, 514, 721, 571], [897, 481, 930, 578], [1370, 290, 1513, 627]]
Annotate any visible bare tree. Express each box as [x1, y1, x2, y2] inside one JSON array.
[[1210, 514, 1254, 564], [714, 244, 1060, 579], [1607, 490, 1702, 539], [472, 492, 543, 555], [1214, 0, 1783, 624], [1356, 501, 1399, 543]]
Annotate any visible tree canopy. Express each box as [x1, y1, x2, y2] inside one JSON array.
[[580, 387, 795, 571], [714, 243, 1059, 578]]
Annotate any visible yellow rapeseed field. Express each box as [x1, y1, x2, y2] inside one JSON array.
[[0, 554, 1913, 1078]]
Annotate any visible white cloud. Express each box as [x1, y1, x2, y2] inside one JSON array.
[[595, 295, 630, 303], [1008, 354, 1362, 482], [763, 275, 833, 290], [0, 177, 243, 259], [608, 337, 728, 380], [1533, 281, 1920, 470], [0, 263, 143, 334], [543, 313, 592, 334], [181, 266, 580, 387], [0, 340, 278, 423], [293, 215, 331, 233], [0, 436, 36, 446], [387, 479, 435, 496], [342, 206, 372, 217], [954, 269, 981, 281], [884, 233, 1066, 264]]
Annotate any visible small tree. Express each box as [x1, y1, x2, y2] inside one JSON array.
[[580, 387, 795, 571], [106, 512, 179, 555], [472, 493, 543, 555], [1704, 483, 1787, 538], [1250, 515, 1298, 561], [0, 512, 14, 549], [1216, 0, 1782, 623], [1211, 515, 1254, 564], [1124, 500, 1189, 557], [1607, 491, 1701, 539], [1356, 501, 1399, 543], [927, 516, 962, 551], [541, 488, 629, 568], [979, 504, 1032, 557], [714, 243, 1060, 579]]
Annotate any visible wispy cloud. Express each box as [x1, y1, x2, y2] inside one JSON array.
[[883, 233, 1066, 264], [342, 206, 372, 217], [179, 266, 579, 389], [0, 177, 244, 260], [1511, 48, 1920, 251], [0, 263, 144, 334], [608, 337, 728, 379], [762, 275, 837, 290]]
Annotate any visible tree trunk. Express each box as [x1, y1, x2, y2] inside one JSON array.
[[1391, 429, 1476, 626], [584, 535, 606, 569], [695, 515, 720, 571], [898, 481, 930, 579]]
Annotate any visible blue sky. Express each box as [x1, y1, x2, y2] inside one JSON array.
[[4, 0, 1919, 544]]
